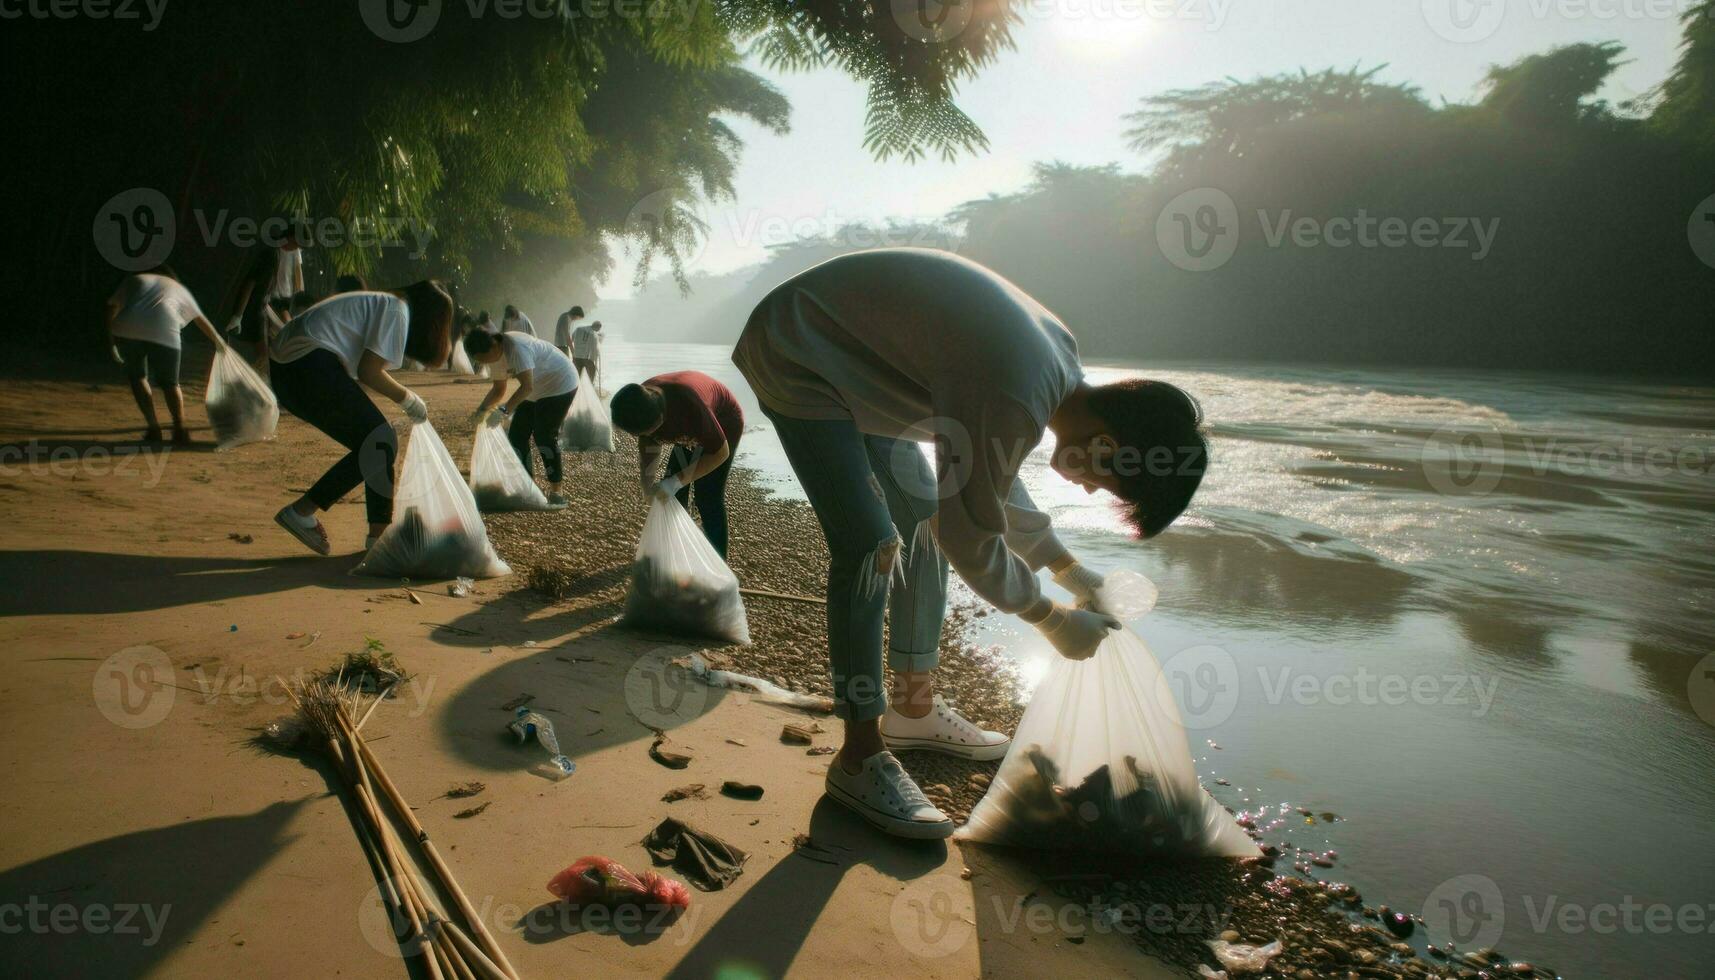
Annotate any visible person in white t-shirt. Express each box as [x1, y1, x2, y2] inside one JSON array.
[[570, 319, 602, 389], [223, 233, 306, 359], [465, 329, 578, 508], [267, 283, 454, 555], [553, 304, 585, 357], [501, 305, 536, 338], [104, 266, 229, 444]]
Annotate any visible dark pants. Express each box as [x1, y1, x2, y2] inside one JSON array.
[[572, 357, 597, 384], [269, 349, 397, 525], [510, 391, 573, 484], [669, 433, 739, 559], [114, 338, 181, 387]]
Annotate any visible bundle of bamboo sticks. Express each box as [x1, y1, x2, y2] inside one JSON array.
[[284, 673, 523, 980]]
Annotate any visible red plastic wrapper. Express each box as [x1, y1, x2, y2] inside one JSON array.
[[547, 856, 691, 912]]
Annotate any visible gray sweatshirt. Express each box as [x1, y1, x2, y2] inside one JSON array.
[[732, 248, 1081, 613]]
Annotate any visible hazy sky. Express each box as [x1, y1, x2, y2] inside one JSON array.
[[600, 0, 1691, 295]]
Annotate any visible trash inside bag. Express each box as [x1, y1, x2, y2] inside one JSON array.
[[1207, 939, 1283, 974], [352, 423, 511, 580], [205, 346, 278, 450], [469, 423, 553, 511], [1093, 569, 1159, 620], [509, 707, 575, 779], [559, 368, 613, 452], [548, 855, 691, 912], [622, 496, 749, 645], [956, 627, 1256, 857]]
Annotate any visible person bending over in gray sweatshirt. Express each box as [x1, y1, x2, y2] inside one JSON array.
[[733, 247, 1209, 839]]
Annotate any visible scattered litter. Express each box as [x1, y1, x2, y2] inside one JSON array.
[[523, 640, 539, 648], [641, 817, 748, 891], [301, 632, 321, 648], [450, 577, 475, 597], [649, 737, 692, 770], [679, 653, 833, 713], [405, 589, 423, 605], [228, 532, 253, 544], [509, 708, 575, 779], [720, 781, 764, 801], [1206, 939, 1282, 974], [440, 781, 487, 800], [662, 784, 707, 803], [806, 746, 835, 756], [547, 855, 690, 914], [725, 738, 747, 747], [780, 722, 822, 745], [285, 632, 305, 640], [228, 625, 238, 632], [500, 693, 535, 712], [257, 715, 308, 751], [453, 802, 492, 819]]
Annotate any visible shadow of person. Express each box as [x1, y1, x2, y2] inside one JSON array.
[[0, 550, 378, 618], [663, 797, 948, 980], [0, 799, 306, 978]]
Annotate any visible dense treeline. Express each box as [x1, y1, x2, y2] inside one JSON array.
[[627, 16, 1715, 378]]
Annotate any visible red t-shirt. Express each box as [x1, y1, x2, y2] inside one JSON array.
[[645, 371, 744, 454]]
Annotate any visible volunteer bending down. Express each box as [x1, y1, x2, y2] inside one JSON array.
[[610, 370, 743, 559], [464, 329, 578, 509], [105, 266, 228, 445], [270, 285, 453, 555], [732, 248, 1209, 839]]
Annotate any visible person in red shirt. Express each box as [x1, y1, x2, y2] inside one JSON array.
[[610, 371, 744, 558]]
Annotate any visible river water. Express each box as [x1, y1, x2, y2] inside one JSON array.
[[598, 340, 1715, 978]]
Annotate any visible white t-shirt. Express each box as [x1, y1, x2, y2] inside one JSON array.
[[554, 312, 577, 347], [269, 247, 303, 301], [501, 312, 536, 338], [109, 274, 204, 350], [502, 332, 577, 400], [570, 324, 601, 359], [272, 291, 409, 377]]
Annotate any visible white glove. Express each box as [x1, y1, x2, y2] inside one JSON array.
[[1053, 561, 1108, 611], [652, 474, 684, 499], [1025, 601, 1120, 662], [224, 314, 243, 335], [400, 391, 429, 424]]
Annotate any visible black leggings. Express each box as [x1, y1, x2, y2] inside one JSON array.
[[510, 391, 573, 484], [669, 434, 738, 559], [269, 349, 397, 525]]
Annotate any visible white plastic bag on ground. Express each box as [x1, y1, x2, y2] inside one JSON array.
[[468, 424, 552, 511], [622, 496, 749, 645], [353, 423, 511, 579], [1207, 939, 1283, 974], [559, 368, 613, 452], [205, 346, 279, 450], [956, 627, 1256, 856]]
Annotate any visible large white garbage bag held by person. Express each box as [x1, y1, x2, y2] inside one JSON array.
[[354, 423, 511, 579], [468, 423, 553, 512], [957, 627, 1256, 857], [205, 345, 279, 450], [622, 495, 749, 645], [559, 368, 613, 452], [449, 341, 477, 375]]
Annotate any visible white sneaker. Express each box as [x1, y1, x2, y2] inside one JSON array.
[[882, 696, 1011, 761], [824, 751, 953, 839]]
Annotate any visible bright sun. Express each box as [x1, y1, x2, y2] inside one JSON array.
[[1046, 3, 1159, 54]]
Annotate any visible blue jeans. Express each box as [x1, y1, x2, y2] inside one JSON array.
[[766, 408, 948, 722]]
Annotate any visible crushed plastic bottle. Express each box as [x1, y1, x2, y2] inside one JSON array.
[[450, 576, 475, 597], [509, 707, 575, 779]]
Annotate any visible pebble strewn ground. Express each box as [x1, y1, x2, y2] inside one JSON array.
[[483, 435, 1562, 980]]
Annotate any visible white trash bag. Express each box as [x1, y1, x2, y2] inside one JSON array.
[[559, 368, 613, 452], [622, 496, 749, 645], [468, 424, 552, 512], [448, 341, 477, 375], [354, 423, 511, 580], [1094, 569, 1159, 620], [205, 346, 279, 450], [957, 627, 1256, 857]]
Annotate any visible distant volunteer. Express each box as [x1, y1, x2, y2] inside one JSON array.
[[475, 310, 497, 335], [570, 319, 603, 387], [609, 370, 743, 558], [268, 287, 453, 555], [732, 248, 1210, 839], [105, 266, 229, 444], [553, 304, 586, 357], [465, 329, 578, 508], [501, 304, 536, 338], [225, 233, 305, 359]]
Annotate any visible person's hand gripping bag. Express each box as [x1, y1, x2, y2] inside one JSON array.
[[205, 346, 279, 450], [468, 423, 553, 512], [956, 625, 1256, 857], [621, 495, 749, 645], [354, 422, 511, 579], [559, 368, 614, 452]]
